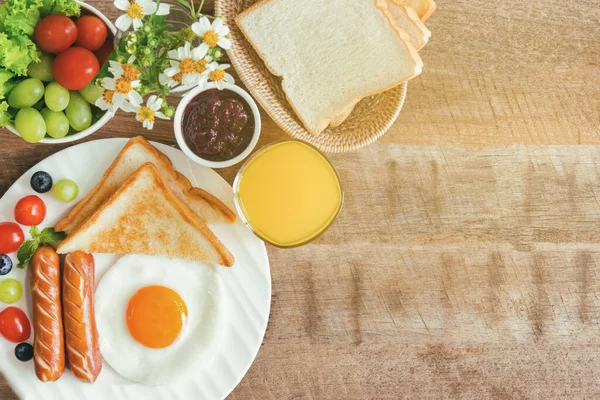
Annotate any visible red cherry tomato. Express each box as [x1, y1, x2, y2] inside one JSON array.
[[94, 39, 114, 67], [0, 307, 31, 343], [0, 223, 24, 254], [53, 47, 100, 90], [75, 15, 108, 51], [14, 195, 46, 226], [34, 15, 78, 53]]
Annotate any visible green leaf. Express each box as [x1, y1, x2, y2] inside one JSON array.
[[0, 33, 40, 76], [15, 226, 67, 268], [17, 239, 39, 269], [29, 225, 39, 237], [0, 101, 11, 127], [38, 227, 67, 244]]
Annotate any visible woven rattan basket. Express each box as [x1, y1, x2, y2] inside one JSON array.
[[214, 0, 408, 153]]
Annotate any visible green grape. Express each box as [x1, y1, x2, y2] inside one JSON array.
[[15, 108, 46, 143], [65, 91, 92, 131], [79, 84, 103, 105], [40, 108, 70, 139], [53, 179, 79, 202], [27, 54, 54, 82], [44, 82, 70, 112], [7, 78, 45, 109], [0, 279, 23, 304]]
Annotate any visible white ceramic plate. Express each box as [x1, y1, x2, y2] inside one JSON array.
[[0, 138, 271, 399]]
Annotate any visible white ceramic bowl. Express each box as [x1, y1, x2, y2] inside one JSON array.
[[174, 83, 262, 169], [6, 0, 117, 144]]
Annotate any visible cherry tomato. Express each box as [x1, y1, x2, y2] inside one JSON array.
[[53, 47, 100, 90], [34, 15, 78, 53], [94, 39, 114, 68], [0, 223, 24, 254], [0, 307, 31, 343], [14, 195, 46, 226], [75, 15, 108, 51]]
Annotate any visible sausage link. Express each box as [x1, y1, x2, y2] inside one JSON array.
[[63, 252, 102, 383], [30, 246, 65, 382]]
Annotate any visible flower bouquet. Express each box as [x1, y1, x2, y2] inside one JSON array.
[[95, 0, 235, 129]]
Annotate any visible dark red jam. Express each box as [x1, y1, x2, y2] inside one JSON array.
[[182, 89, 255, 162]]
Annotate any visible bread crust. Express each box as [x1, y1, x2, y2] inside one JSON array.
[[386, 0, 431, 50], [55, 136, 235, 233], [57, 163, 235, 267], [420, 0, 436, 21], [235, 0, 423, 135]]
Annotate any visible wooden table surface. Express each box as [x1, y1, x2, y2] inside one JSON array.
[[1, 0, 599, 398]]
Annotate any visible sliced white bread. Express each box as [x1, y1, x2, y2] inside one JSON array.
[[394, 0, 436, 21], [236, 0, 422, 136], [329, 0, 429, 128], [55, 136, 235, 233], [329, 103, 357, 128], [57, 163, 235, 267], [385, 0, 431, 50]]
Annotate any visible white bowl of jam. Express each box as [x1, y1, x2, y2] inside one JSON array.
[[174, 83, 261, 169]]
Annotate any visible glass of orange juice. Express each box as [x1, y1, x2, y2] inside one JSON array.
[[233, 140, 343, 248]]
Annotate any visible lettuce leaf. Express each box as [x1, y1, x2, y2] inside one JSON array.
[[49, 0, 80, 17], [0, 0, 45, 37], [0, 68, 17, 100], [0, 101, 13, 127], [0, 33, 40, 76]]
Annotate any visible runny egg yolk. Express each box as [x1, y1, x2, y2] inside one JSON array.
[[126, 286, 188, 349]]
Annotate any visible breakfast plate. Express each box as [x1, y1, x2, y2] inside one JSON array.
[[0, 138, 271, 400]]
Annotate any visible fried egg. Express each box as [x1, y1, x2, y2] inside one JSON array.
[[94, 255, 225, 385]]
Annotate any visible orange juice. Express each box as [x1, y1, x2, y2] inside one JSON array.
[[234, 140, 343, 247]]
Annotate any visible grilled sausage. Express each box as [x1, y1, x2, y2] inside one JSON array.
[[62, 252, 102, 383], [30, 246, 65, 382]]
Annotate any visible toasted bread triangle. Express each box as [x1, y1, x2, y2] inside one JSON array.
[[57, 164, 235, 267], [55, 136, 235, 233]]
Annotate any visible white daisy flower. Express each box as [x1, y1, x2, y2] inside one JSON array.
[[95, 88, 118, 112], [164, 42, 208, 87], [108, 55, 139, 81], [207, 62, 235, 89], [130, 95, 169, 130], [102, 76, 143, 109], [158, 72, 193, 93], [114, 0, 170, 31], [192, 16, 231, 53]]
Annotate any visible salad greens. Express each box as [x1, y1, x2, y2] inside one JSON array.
[[0, 0, 80, 126]]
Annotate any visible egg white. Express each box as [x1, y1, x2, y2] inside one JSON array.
[[94, 255, 225, 385]]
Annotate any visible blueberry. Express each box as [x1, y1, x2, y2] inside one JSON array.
[[0, 254, 12, 275], [30, 171, 53, 193], [14, 343, 33, 362]]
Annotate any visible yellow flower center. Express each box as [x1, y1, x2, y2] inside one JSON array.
[[126, 1, 143, 19], [138, 106, 155, 123], [122, 63, 139, 81], [115, 78, 132, 94], [196, 59, 208, 74], [179, 58, 196, 75], [103, 89, 115, 104], [172, 72, 183, 83], [209, 69, 225, 82], [203, 30, 219, 47]]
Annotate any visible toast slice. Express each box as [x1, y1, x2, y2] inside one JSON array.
[[55, 136, 235, 233], [394, 0, 436, 21], [57, 164, 235, 267], [386, 0, 431, 50], [236, 0, 422, 135]]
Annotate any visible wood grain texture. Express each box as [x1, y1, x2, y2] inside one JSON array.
[[1, 0, 599, 399]]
